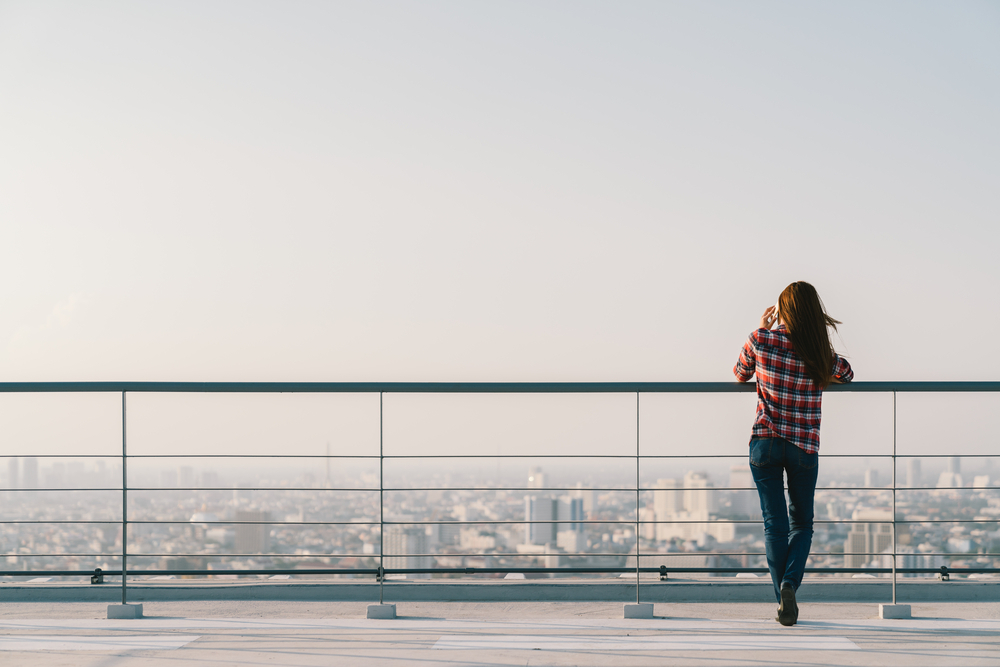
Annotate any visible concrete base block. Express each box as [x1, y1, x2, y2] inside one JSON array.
[[367, 603, 396, 619], [879, 603, 911, 619], [107, 604, 143, 619], [623, 603, 654, 619]]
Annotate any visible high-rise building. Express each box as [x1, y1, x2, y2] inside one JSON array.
[[653, 472, 732, 544], [527, 467, 546, 489], [653, 478, 679, 516], [844, 509, 893, 569], [557, 496, 584, 533], [948, 457, 961, 475], [572, 483, 595, 515], [683, 471, 716, 515], [7, 458, 18, 489], [383, 526, 432, 574], [905, 459, 921, 488], [524, 495, 557, 545], [936, 470, 963, 489], [234, 510, 271, 553]]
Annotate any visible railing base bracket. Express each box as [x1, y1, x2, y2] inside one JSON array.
[[879, 604, 911, 619], [623, 603, 654, 619], [108, 604, 143, 619], [367, 603, 396, 619]]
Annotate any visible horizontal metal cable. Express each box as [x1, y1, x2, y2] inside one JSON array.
[[3, 381, 999, 392], [2, 485, 997, 494], [2, 566, 995, 577], [3, 517, 994, 527], [126, 487, 378, 492], [126, 454, 380, 459], [5, 550, 995, 560]]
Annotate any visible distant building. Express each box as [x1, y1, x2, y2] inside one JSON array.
[[524, 495, 557, 545], [844, 509, 892, 568], [572, 483, 595, 515], [881, 547, 944, 577], [683, 471, 717, 515], [905, 459, 921, 488], [234, 510, 271, 553], [948, 457, 961, 475], [7, 458, 17, 489], [556, 529, 586, 553], [654, 472, 733, 544], [557, 496, 584, 533], [653, 479, 680, 541], [864, 469, 880, 489], [383, 526, 431, 575], [972, 475, 990, 488], [936, 471, 963, 489]]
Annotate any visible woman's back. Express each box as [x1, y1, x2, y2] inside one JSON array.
[[734, 324, 853, 454]]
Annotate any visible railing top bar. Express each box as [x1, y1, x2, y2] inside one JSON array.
[[1, 381, 998, 393]]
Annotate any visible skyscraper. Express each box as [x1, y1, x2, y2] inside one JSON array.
[[844, 509, 893, 569], [524, 495, 557, 545], [7, 458, 17, 490], [682, 471, 716, 515], [905, 459, 921, 488], [384, 525, 431, 575]]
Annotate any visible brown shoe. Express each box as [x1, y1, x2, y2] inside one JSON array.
[[776, 583, 798, 626]]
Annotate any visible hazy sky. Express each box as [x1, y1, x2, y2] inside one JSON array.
[[1, 0, 998, 387]]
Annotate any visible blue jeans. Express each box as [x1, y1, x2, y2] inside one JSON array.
[[749, 437, 819, 603]]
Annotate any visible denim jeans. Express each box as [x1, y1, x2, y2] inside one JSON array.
[[749, 436, 819, 603]]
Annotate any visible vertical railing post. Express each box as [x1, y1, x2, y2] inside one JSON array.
[[121, 390, 128, 605], [379, 391, 384, 605], [891, 391, 897, 605], [635, 392, 640, 603]]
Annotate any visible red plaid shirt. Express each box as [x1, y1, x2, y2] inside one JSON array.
[[734, 325, 853, 454]]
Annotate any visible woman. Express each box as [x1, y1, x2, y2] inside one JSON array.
[[734, 281, 853, 626]]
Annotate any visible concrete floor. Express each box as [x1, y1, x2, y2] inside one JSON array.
[[1, 601, 998, 666]]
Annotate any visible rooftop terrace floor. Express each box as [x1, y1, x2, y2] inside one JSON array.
[[2, 601, 998, 666]]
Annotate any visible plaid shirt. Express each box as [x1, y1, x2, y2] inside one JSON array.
[[733, 325, 853, 454]]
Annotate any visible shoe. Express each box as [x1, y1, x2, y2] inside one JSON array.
[[776, 583, 798, 626]]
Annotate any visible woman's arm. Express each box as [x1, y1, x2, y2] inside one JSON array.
[[831, 355, 854, 384], [734, 333, 758, 383]]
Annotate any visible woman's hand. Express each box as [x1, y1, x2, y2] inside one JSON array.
[[760, 305, 778, 330]]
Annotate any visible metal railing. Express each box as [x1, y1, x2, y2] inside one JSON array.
[[2, 381, 999, 608]]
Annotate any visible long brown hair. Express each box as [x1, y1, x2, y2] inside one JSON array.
[[778, 282, 842, 389]]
